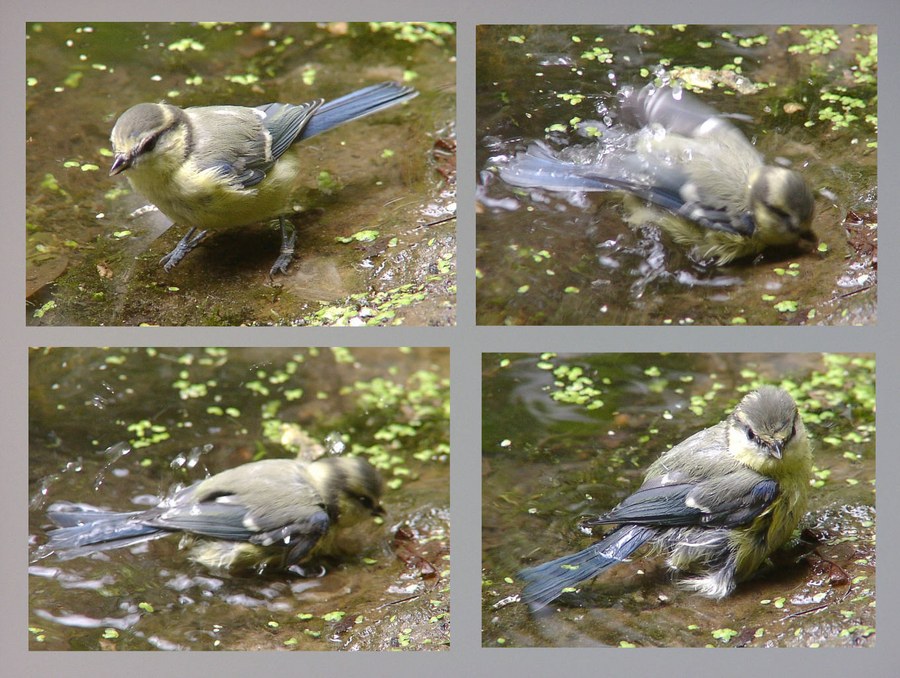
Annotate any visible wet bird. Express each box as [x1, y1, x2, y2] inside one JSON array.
[[500, 84, 816, 265], [37, 455, 384, 573], [109, 82, 417, 275], [518, 386, 812, 610]]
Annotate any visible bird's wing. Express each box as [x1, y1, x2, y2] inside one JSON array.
[[501, 143, 757, 237], [255, 100, 324, 160], [149, 500, 260, 540], [589, 468, 779, 529], [147, 460, 332, 555], [620, 84, 747, 142], [186, 101, 321, 190], [689, 470, 781, 528]]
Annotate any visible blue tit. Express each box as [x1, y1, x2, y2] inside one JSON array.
[[499, 84, 816, 265], [36, 455, 384, 573], [109, 82, 418, 276], [518, 386, 812, 610]]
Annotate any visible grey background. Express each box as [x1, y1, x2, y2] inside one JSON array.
[[4, 0, 896, 675]]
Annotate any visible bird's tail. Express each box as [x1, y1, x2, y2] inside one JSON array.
[[499, 142, 629, 193], [301, 81, 418, 139], [518, 525, 655, 610], [33, 502, 167, 561]]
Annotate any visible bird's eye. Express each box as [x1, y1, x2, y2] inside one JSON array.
[[137, 132, 161, 156], [746, 427, 758, 443], [357, 495, 374, 509]]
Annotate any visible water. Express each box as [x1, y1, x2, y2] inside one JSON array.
[[476, 25, 877, 325], [29, 347, 450, 651], [482, 352, 875, 647], [26, 22, 457, 326]]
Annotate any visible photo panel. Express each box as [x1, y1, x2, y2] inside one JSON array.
[[26, 22, 457, 326], [482, 352, 875, 647], [29, 347, 450, 650], [476, 25, 877, 325]]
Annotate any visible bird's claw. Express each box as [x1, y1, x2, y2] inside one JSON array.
[[159, 227, 208, 271], [268, 222, 297, 276]]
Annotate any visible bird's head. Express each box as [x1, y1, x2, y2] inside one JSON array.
[[747, 165, 816, 249], [110, 103, 188, 177], [307, 456, 385, 526]]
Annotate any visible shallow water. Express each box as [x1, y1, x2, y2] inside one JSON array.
[[482, 353, 875, 647], [476, 25, 876, 325], [29, 347, 450, 651], [26, 22, 457, 326]]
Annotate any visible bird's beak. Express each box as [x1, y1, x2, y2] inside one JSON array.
[[372, 503, 387, 518], [109, 153, 131, 176], [769, 441, 784, 459]]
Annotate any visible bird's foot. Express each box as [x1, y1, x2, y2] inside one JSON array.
[[268, 223, 297, 277], [159, 227, 208, 271]]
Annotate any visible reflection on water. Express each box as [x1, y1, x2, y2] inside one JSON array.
[[476, 25, 877, 325], [29, 347, 450, 651], [482, 353, 875, 647]]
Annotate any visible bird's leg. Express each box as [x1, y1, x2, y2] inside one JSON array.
[[269, 216, 297, 276], [159, 227, 208, 271]]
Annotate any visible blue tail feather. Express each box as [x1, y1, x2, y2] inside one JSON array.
[[301, 82, 417, 139], [518, 525, 655, 610], [36, 502, 167, 560]]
